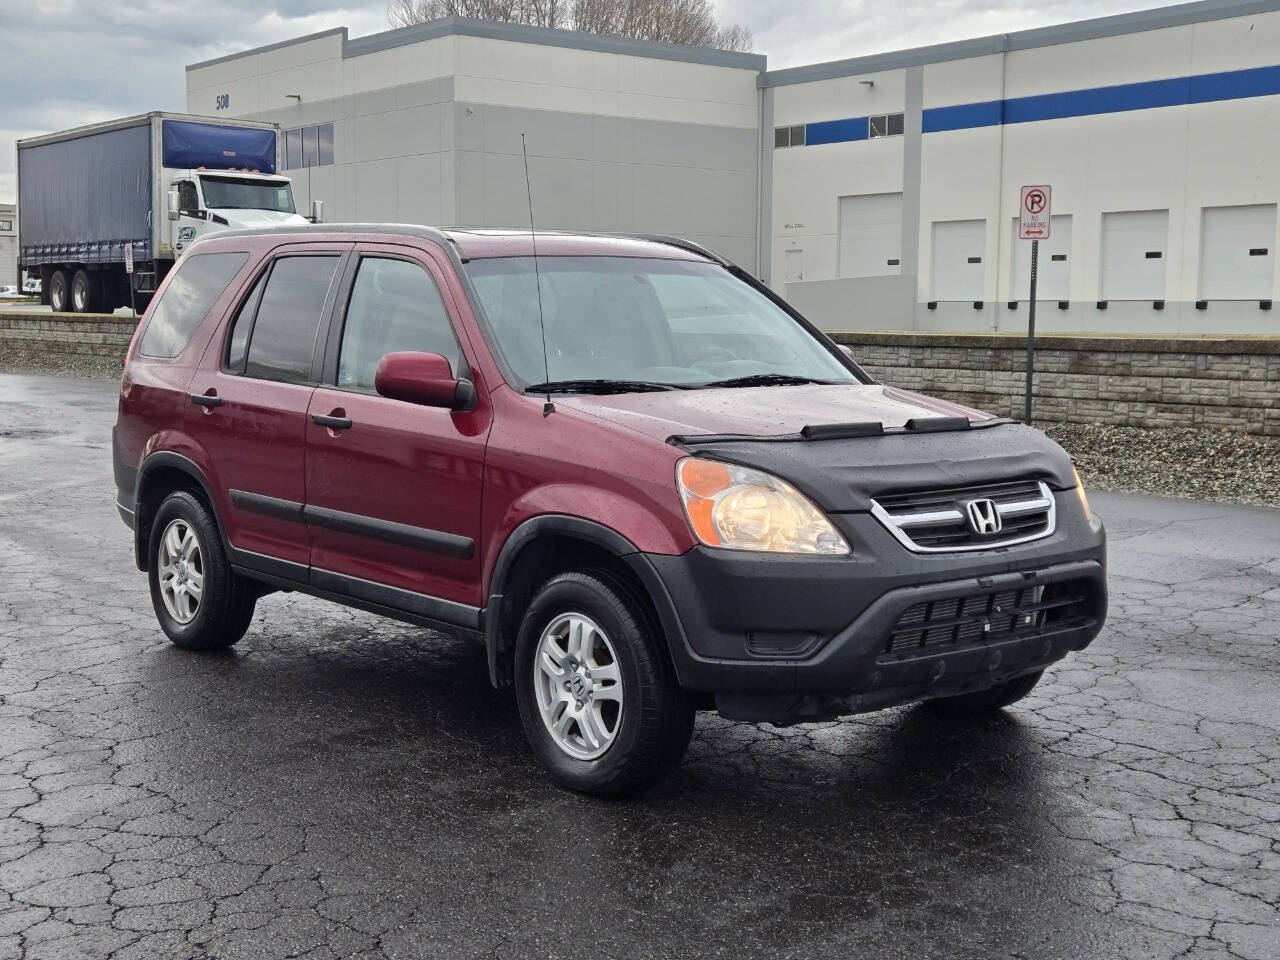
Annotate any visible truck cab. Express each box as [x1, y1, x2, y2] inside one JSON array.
[[169, 170, 308, 258]]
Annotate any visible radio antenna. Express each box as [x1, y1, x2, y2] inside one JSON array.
[[521, 134, 554, 416]]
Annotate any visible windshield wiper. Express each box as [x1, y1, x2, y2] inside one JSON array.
[[523, 379, 689, 395], [701, 373, 838, 388]]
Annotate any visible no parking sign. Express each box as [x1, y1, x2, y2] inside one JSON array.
[[1019, 185, 1052, 239]]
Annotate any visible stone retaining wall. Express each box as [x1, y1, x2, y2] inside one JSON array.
[[1, 312, 138, 357], [830, 331, 1280, 436], [3, 314, 1277, 436]]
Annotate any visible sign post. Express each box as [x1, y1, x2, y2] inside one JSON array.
[[124, 243, 136, 318], [1018, 185, 1051, 423]]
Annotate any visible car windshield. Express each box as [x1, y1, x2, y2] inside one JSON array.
[[464, 256, 858, 391], [199, 176, 295, 213]]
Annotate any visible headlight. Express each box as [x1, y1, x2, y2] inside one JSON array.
[[1073, 466, 1091, 517], [676, 457, 850, 555]]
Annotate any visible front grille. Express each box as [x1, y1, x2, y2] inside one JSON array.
[[884, 579, 1092, 657], [870, 479, 1056, 552]]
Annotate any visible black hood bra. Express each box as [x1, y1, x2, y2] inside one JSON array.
[[672, 420, 1078, 513]]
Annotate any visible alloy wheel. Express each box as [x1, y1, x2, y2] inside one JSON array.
[[533, 612, 624, 760], [157, 518, 203, 624]]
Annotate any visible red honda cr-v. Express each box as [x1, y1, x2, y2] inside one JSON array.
[[114, 225, 1106, 796]]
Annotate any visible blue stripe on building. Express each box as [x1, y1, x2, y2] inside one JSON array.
[[806, 115, 869, 145], [805, 62, 1280, 144]]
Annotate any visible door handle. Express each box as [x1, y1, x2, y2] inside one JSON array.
[[190, 391, 222, 408], [312, 413, 352, 430]]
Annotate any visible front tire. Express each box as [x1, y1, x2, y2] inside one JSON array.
[[147, 491, 256, 651], [923, 670, 1044, 716], [514, 571, 694, 797]]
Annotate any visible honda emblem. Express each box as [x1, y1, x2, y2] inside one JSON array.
[[965, 499, 1002, 536]]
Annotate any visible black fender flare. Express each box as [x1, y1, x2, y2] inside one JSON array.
[[133, 451, 225, 571], [484, 515, 655, 688]]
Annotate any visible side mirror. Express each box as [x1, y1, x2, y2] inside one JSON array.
[[310, 199, 324, 224], [167, 190, 180, 222], [838, 344, 855, 359], [374, 352, 474, 410]]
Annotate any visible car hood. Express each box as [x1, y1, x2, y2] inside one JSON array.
[[557, 383, 987, 440], [207, 208, 310, 229], [558, 384, 1077, 512]]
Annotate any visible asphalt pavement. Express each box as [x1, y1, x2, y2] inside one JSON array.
[[1, 373, 1278, 960]]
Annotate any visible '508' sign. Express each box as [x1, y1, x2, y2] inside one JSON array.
[[215, 93, 230, 110]]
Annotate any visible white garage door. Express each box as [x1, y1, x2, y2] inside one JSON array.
[[931, 220, 986, 301], [839, 193, 903, 278], [1101, 210, 1169, 300], [1010, 215, 1072, 301], [1200, 204, 1276, 300]]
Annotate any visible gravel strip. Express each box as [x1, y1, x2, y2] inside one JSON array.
[[1044, 421, 1280, 508], [0, 348, 125, 381]]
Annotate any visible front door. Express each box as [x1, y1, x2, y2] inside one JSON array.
[[304, 244, 491, 617], [188, 245, 349, 572]]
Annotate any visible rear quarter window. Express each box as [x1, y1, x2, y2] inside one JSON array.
[[138, 252, 249, 358]]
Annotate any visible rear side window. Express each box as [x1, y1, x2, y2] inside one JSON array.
[[337, 257, 464, 391], [138, 252, 248, 358], [242, 256, 340, 384]]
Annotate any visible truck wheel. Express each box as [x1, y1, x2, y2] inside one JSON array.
[[71, 269, 100, 313], [923, 670, 1044, 716], [147, 491, 256, 651], [514, 571, 695, 797], [48, 270, 70, 312]]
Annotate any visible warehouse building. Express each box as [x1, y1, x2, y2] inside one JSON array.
[[187, 0, 1280, 334], [0, 204, 16, 288]]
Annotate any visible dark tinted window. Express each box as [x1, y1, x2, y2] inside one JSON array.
[[138, 252, 248, 358], [285, 128, 302, 170], [224, 269, 268, 372], [244, 256, 339, 383], [318, 123, 335, 166], [303, 126, 319, 168], [337, 258, 463, 391]]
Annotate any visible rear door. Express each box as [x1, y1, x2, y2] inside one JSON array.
[[188, 243, 350, 573], [303, 242, 492, 617]]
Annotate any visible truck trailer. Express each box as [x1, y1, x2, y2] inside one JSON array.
[[17, 112, 314, 313]]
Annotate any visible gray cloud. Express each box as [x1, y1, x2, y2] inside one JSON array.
[[2, 0, 1186, 202]]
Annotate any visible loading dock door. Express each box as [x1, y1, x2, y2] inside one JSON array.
[[1200, 204, 1276, 300], [1101, 210, 1168, 300], [1011, 214, 1072, 301], [839, 192, 903, 278], [931, 219, 985, 301]]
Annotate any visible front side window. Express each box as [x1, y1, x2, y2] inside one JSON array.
[[199, 176, 295, 214], [138, 251, 248, 358], [243, 256, 340, 383], [465, 256, 856, 390], [337, 258, 464, 391], [177, 181, 199, 215]]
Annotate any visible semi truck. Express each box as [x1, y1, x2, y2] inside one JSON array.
[[17, 112, 317, 313]]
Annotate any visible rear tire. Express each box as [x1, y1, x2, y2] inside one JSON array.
[[147, 491, 256, 651], [923, 670, 1044, 716], [71, 269, 100, 313], [48, 269, 70, 312], [514, 571, 695, 797]]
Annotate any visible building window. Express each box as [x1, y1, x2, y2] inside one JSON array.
[[774, 124, 806, 148], [0, 219, 11, 231], [284, 122, 335, 170], [868, 113, 905, 138]]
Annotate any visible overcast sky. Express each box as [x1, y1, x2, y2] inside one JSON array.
[[1, 0, 1182, 203]]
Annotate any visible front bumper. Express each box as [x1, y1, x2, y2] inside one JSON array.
[[632, 491, 1106, 722]]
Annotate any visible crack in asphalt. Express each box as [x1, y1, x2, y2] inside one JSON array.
[[0, 374, 1278, 960]]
